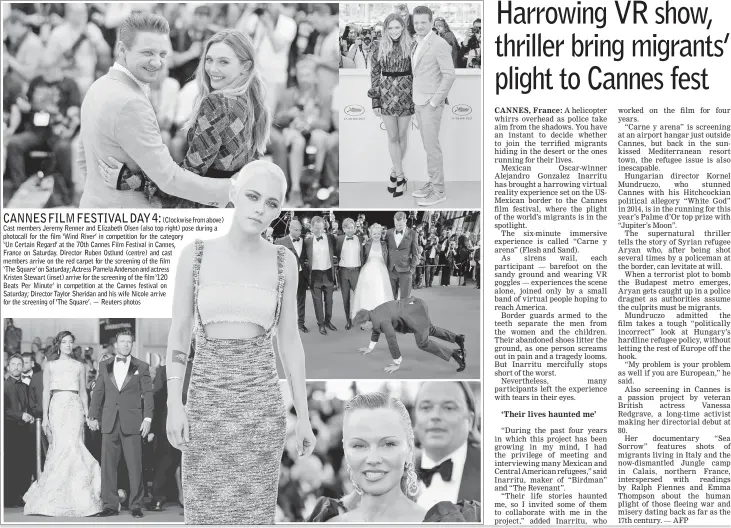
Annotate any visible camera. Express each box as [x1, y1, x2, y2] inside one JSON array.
[[253, 7, 265, 16]]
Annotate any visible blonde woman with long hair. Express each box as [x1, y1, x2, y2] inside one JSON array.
[[100, 29, 271, 208], [367, 13, 415, 198]]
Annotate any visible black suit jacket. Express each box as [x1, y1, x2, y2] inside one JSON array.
[[415, 444, 481, 502], [386, 227, 418, 273], [369, 298, 430, 360], [89, 356, 154, 435], [276, 235, 308, 284], [304, 233, 336, 284], [4, 376, 30, 425], [152, 362, 193, 438], [28, 371, 44, 418], [334, 234, 365, 266]]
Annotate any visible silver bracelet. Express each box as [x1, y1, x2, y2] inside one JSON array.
[[167, 376, 182, 381]]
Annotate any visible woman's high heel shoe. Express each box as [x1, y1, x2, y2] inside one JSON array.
[[393, 174, 408, 198], [387, 169, 398, 193]]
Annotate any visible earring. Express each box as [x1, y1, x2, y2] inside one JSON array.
[[347, 465, 364, 496], [405, 462, 419, 497]]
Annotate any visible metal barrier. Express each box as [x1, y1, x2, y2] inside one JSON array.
[[36, 419, 42, 476]]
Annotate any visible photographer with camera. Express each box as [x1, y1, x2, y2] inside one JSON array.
[[346, 28, 375, 69], [3, 11, 45, 86], [167, 5, 217, 87], [45, 4, 111, 96], [460, 18, 481, 68], [5, 52, 80, 206], [270, 59, 333, 207], [237, 3, 297, 113]]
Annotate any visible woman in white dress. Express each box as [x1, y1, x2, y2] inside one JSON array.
[[24, 331, 103, 517], [351, 223, 394, 324]]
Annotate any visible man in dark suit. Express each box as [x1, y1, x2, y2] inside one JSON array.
[[353, 297, 466, 373], [147, 354, 193, 512], [4, 354, 34, 507], [88, 330, 154, 518], [28, 363, 47, 477], [473, 246, 480, 289], [276, 219, 309, 333], [334, 218, 364, 330], [385, 211, 419, 300], [304, 216, 338, 335], [413, 381, 481, 516]]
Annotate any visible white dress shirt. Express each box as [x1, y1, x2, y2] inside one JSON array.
[[340, 236, 361, 268], [113, 354, 131, 389], [312, 235, 331, 271], [416, 441, 469, 511], [412, 29, 434, 69], [291, 235, 303, 271], [394, 228, 406, 248], [112, 62, 151, 98]]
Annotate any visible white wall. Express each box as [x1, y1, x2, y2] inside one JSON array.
[[339, 69, 482, 182]]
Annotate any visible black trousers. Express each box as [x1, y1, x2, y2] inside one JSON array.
[[296, 272, 308, 325], [310, 269, 334, 324], [389, 269, 412, 300], [152, 433, 181, 503], [101, 415, 144, 511], [414, 325, 459, 361], [339, 267, 360, 322], [3, 422, 33, 505], [425, 258, 438, 286]]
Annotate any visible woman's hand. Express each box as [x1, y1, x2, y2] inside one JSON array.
[[295, 418, 316, 458], [373, 108, 381, 117], [42, 416, 50, 436], [97, 156, 126, 189], [167, 402, 190, 451]]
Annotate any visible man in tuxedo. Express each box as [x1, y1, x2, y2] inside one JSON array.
[[385, 212, 419, 300], [413, 381, 481, 516], [276, 220, 309, 333], [28, 359, 47, 478], [88, 330, 154, 518], [147, 355, 193, 512], [334, 218, 364, 330], [304, 216, 338, 335], [353, 297, 466, 374], [3, 354, 35, 507]]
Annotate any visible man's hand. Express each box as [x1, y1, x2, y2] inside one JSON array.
[[22, 412, 34, 423], [384, 362, 401, 374], [373, 108, 381, 117], [147, 433, 155, 443], [140, 420, 151, 437], [358, 346, 372, 355], [87, 418, 99, 431]]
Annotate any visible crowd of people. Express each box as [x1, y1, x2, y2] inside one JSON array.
[[340, 3, 481, 69], [3, 3, 340, 208], [276, 381, 482, 522], [3, 323, 184, 514]]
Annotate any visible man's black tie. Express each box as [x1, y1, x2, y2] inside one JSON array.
[[396, 230, 404, 235], [116, 356, 127, 363], [418, 459, 453, 486], [316, 236, 323, 241]]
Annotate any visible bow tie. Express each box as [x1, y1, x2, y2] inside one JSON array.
[[395, 230, 404, 235], [292, 237, 301, 242], [346, 236, 354, 240], [418, 459, 453, 486], [21, 374, 32, 379], [116, 357, 128, 363], [316, 236, 323, 241]]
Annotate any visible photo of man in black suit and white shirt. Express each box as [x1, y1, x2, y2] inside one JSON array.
[[304, 216, 338, 335], [276, 220, 309, 333]]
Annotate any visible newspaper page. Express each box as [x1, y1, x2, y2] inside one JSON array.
[[2, 1, 485, 526], [489, 0, 730, 526]]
